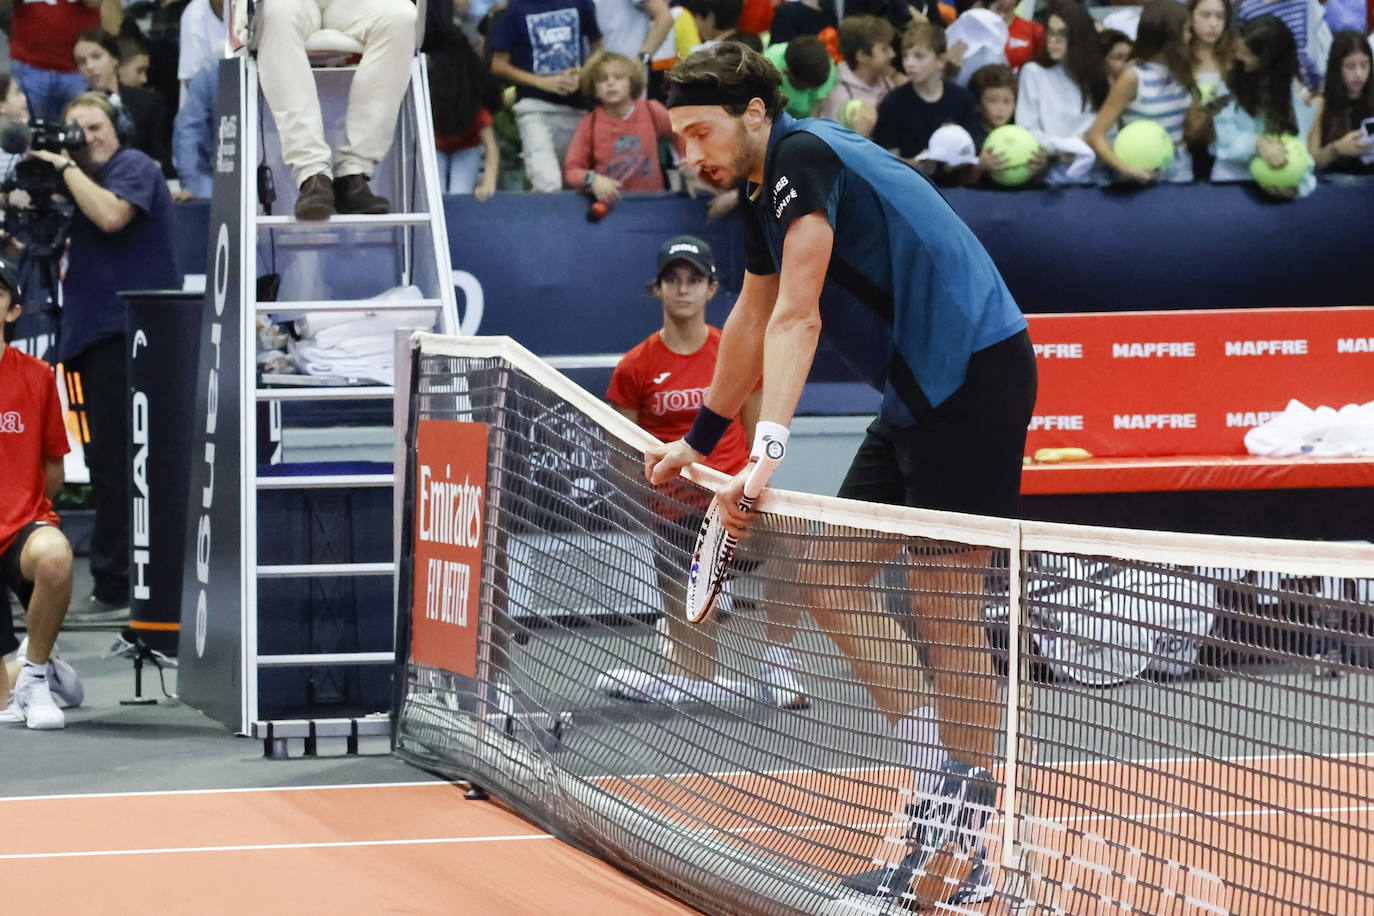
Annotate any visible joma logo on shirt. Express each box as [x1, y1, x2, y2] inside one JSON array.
[[0, 411, 23, 433], [651, 387, 707, 416]]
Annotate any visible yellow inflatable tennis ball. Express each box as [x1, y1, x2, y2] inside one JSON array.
[[984, 125, 1038, 186], [1114, 119, 1175, 171], [841, 98, 864, 129], [1249, 134, 1312, 189]]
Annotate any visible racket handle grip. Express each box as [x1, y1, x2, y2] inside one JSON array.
[[741, 455, 780, 501]]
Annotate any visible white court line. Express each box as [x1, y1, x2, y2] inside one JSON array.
[[0, 780, 446, 804], [1057, 802, 1374, 828], [596, 747, 1374, 787], [0, 833, 554, 861]]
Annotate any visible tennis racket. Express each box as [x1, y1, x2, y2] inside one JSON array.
[[685, 452, 781, 625]]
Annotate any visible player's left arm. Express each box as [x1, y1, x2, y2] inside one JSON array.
[[759, 212, 829, 429]]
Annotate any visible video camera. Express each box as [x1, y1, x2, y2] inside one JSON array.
[[0, 118, 84, 258]]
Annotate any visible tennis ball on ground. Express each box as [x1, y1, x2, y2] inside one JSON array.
[[1249, 134, 1312, 189], [1113, 119, 1175, 172], [983, 124, 1038, 186]]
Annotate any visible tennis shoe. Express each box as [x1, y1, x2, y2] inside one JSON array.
[[839, 760, 995, 900], [17, 638, 83, 707], [758, 645, 809, 709], [11, 663, 65, 729], [594, 668, 743, 706], [0, 696, 22, 724], [948, 845, 995, 905]]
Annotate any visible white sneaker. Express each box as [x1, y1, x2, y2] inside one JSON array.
[[0, 696, 23, 724], [594, 668, 744, 706], [759, 645, 810, 709], [17, 638, 83, 707], [12, 664, 65, 729]]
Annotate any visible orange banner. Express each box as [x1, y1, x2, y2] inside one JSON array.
[[412, 420, 488, 677], [1025, 307, 1374, 458]]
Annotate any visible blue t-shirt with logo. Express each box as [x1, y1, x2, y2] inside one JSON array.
[[491, 0, 603, 107], [61, 145, 182, 362], [742, 114, 1026, 424]]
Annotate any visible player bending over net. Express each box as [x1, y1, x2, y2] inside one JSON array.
[[598, 235, 807, 709], [646, 43, 1037, 907]]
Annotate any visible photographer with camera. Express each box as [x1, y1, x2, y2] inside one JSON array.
[[25, 91, 181, 624]]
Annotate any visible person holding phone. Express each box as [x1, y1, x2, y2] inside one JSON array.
[[1308, 31, 1374, 172]]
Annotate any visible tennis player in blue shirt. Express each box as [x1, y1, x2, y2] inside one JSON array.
[[643, 41, 1037, 908]]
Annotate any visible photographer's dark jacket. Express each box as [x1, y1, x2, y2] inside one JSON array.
[[60, 146, 181, 362]]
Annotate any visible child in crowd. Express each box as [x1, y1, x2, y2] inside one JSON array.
[[116, 36, 151, 90], [765, 35, 838, 118], [73, 29, 169, 171], [1016, 0, 1106, 184], [1086, 0, 1196, 184], [429, 26, 500, 199], [489, 0, 603, 192], [1187, 0, 1242, 178], [1235, 0, 1332, 90], [769, 0, 840, 45], [968, 62, 1016, 147], [1212, 14, 1318, 194], [1100, 29, 1134, 85], [873, 20, 978, 163], [563, 51, 677, 201], [1308, 30, 1374, 171], [598, 236, 806, 710], [817, 15, 901, 135]]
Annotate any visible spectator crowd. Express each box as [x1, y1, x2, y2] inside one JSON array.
[[0, 0, 1370, 206]]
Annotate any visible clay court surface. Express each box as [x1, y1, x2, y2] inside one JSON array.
[[0, 782, 701, 915]]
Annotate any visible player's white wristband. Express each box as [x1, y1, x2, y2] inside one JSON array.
[[750, 422, 789, 462]]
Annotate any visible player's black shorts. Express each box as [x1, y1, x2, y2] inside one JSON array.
[[838, 329, 1037, 519], [1, 520, 53, 655]]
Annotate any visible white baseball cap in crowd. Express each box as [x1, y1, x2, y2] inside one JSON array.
[[916, 125, 980, 167]]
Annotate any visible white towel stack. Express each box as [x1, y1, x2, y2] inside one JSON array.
[[283, 286, 436, 385], [1244, 399, 1374, 457]]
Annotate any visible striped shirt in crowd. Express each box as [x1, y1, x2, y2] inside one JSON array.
[[1124, 62, 1193, 182]]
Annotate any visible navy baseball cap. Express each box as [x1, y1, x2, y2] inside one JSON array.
[[656, 235, 716, 281], [0, 258, 21, 307]]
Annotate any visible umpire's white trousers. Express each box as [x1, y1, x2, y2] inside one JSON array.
[[257, 0, 416, 187]]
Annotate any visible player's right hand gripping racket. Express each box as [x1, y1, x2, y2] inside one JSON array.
[[685, 450, 782, 625]]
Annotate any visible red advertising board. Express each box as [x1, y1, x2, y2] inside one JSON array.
[[412, 420, 488, 677], [1025, 307, 1374, 458]]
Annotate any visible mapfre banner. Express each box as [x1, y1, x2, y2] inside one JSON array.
[[412, 420, 488, 676], [1026, 307, 1374, 458]]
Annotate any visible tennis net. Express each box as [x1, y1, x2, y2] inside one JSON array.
[[393, 333, 1374, 916]]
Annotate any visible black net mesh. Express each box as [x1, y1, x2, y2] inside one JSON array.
[[394, 340, 1374, 916]]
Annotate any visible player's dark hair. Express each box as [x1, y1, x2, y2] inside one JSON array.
[[1133, 0, 1196, 94], [968, 63, 1016, 102], [784, 36, 833, 91], [900, 20, 946, 57], [668, 42, 788, 118], [1320, 31, 1374, 145], [1227, 15, 1299, 135], [1038, 1, 1108, 111], [838, 15, 896, 69]]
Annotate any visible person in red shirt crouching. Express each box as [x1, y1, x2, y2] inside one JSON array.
[[597, 235, 808, 710], [0, 260, 84, 730]]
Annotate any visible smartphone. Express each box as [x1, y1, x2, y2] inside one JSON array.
[[1363, 116, 1374, 139], [1362, 117, 1374, 164]]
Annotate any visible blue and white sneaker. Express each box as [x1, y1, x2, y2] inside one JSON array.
[[839, 760, 996, 902]]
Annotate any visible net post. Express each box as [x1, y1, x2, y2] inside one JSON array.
[[1000, 519, 1024, 873]]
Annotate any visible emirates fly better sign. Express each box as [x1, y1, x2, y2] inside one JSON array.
[[412, 420, 487, 676]]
